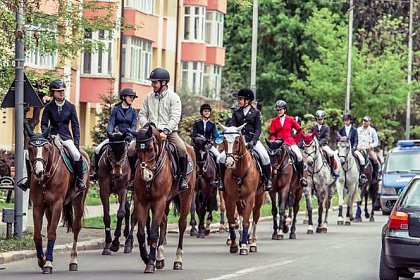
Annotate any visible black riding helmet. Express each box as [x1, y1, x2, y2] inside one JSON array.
[[237, 88, 254, 101], [343, 113, 353, 121], [147, 68, 170, 82], [119, 88, 137, 100], [200, 103, 212, 115], [49, 79, 66, 92]]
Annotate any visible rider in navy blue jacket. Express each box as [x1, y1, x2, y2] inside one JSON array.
[[41, 79, 85, 192], [338, 113, 358, 150], [92, 88, 138, 188]]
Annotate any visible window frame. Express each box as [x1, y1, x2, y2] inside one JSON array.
[[25, 25, 57, 70], [81, 29, 113, 76], [122, 36, 153, 84], [183, 5, 206, 42]]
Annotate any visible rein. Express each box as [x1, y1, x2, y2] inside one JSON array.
[[270, 147, 291, 177], [304, 140, 327, 176], [338, 143, 356, 173], [29, 141, 62, 188]]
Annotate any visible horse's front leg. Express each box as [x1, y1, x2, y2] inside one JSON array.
[[364, 190, 370, 219], [270, 191, 279, 240], [124, 201, 134, 253], [316, 192, 324, 234], [111, 189, 128, 252], [290, 189, 303, 239], [336, 178, 345, 225], [156, 211, 168, 270], [238, 194, 255, 256], [33, 204, 46, 269], [135, 201, 150, 268], [174, 190, 193, 271], [189, 191, 198, 236], [225, 195, 238, 254], [219, 190, 227, 233], [304, 185, 314, 234], [278, 186, 290, 239], [100, 190, 112, 255], [249, 192, 264, 252], [196, 192, 206, 238], [205, 210, 213, 236], [69, 194, 85, 271], [42, 202, 63, 274]]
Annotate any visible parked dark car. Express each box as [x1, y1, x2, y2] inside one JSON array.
[[380, 176, 420, 280]]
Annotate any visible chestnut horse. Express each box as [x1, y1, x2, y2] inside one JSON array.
[[266, 139, 303, 240], [98, 131, 133, 255], [220, 124, 264, 255], [190, 135, 218, 238], [134, 124, 195, 273], [25, 125, 89, 274]]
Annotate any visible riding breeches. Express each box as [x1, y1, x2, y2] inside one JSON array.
[[62, 140, 81, 160], [94, 139, 109, 154], [168, 132, 187, 158], [290, 144, 303, 162], [253, 141, 270, 165], [321, 145, 335, 157], [354, 149, 378, 165], [209, 146, 221, 159]]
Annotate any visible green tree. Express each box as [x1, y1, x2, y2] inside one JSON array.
[[91, 90, 119, 146]]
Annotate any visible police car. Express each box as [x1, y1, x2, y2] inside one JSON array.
[[380, 140, 420, 215]]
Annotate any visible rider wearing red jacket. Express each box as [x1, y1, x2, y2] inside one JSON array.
[[269, 100, 307, 187]]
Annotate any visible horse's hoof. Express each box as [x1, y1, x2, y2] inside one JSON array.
[[204, 229, 210, 236], [156, 260, 165, 270], [69, 263, 78, 271], [303, 219, 308, 225], [286, 218, 292, 225], [190, 229, 198, 237], [230, 245, 239, 254], [102, 248, 112, 255], [271, 233, 278, 240], [345, 221, 351, 226], [354, 218, 362, 223], [289, 233, 296, 240], [277, 234, 284, 240], [365, 213, 370, 219], [369, 216, 375, 222], [42, 266, 53, 274], [249, 245, 257, 253], [38, 258, 46, 268], [307, 229, 313, 234], [239, 247, 248, 255], [226, 239, 231, 246], [144, 264, 155, 273], [173, 261, 183, 270], [124, 245, 132, 253], [321, 228, 328, 233], [110, 241, 120, 252], [316, 227, 322, 233], [337, 221, 344, 226]]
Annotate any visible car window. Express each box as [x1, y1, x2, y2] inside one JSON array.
[[386, 153, 420, 173], [399, 180, 420, 208]]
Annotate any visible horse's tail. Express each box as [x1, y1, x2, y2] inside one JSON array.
[[171, 195, 181, 216], [62, 201, 74, 233]]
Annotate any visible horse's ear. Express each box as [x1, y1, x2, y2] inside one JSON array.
[[237, 123, 246, 132], [220, 124, 228, 133], [42, 127, 51, 139], [265, 138, 271, 148], [107, 131, 113, 140], [24, 123, 35, 138], [146, 125, 153, 138]]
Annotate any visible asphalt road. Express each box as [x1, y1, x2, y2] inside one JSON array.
[[1, 212, 414, 280]]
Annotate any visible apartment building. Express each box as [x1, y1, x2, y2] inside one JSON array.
[[0, 0, 227, 149]]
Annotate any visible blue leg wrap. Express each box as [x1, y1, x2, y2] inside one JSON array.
[[46, 240, 55, 262]]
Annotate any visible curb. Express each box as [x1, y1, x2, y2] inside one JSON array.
[[0, 206, 341, 265]]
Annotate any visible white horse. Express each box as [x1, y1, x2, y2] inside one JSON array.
[[302, 133, 344, 234], [336, 136, 359, 226]]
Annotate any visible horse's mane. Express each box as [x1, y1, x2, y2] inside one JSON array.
[[136, 122, 161, 143]]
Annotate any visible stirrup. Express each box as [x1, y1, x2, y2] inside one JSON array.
[[126, 180, 134, 191], [75, 179, 86, 193], [264, 180, 272, 191], [360, 174, 368, 183], [299, 178, 308, 187], [178, 177, 188, 192]]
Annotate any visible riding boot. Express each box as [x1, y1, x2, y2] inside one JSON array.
[[297, 161, 308, 187], [178, 157, 189, 192], [75, 159, 86, 193], [262, 164, 272, 191], [211, 160, 221, 189], [17, 158, 31, 191], [218, 163, 226, 191], [330, 156, 339, 178], [359, 164, 367, 182], [373, 162, 381, 180], [126, 155, 137, 191], [90, 153, 100, 181]]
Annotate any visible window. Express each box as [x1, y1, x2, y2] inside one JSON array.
[[125, 0, 154, 14], [82, 30, 113, 75], [203, 64, 222, 99], [181, 61, 204, 94], [122, 36, 152, 83], [205, 11, 224, 47], [184, 6, 205, 41], [25, 25, 57, 69]]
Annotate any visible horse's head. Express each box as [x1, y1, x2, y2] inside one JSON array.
[[107, 131, 128, 178], [220, 124, 247, 169], [337, 136, 351, 165], [265, 138, 287, 176], [303, 132, 318, 167], [25, 124, 53, 181], [192, 134, 211, 162], [135, 123, 160, 182]]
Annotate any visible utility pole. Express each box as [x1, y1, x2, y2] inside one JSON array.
[[344, 0, 354, 114], [405, 0, 413, 140], [250, 0, 258, 100], [14, 0, 25, 239]]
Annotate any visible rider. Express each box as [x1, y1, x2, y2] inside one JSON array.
[[192, 103, 221, 188], [91, 88, 138, 190], [18, 79, 86, 192], [137, 67, 189, 192], [310, 110, 340, 178], [338, 113, 358, 150], [218, 88, 272, 192], [269, 100, 307, 187], [354, 115, 380, 180]]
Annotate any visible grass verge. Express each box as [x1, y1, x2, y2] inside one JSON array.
[[0, 232, 34, 252]]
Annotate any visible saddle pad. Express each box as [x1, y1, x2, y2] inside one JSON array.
[[61, 151, 88, 174]]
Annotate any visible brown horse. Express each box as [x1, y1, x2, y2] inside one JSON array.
[[190, 135, 218, 238], [134, 123, 195, 273], [266, 139, 303, 240], [220, 124, 264, 255], [25, 125, 89, 274], [98, 131, 133, 255]]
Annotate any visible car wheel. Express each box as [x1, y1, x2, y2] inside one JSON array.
[[379, 248, 398, 280], [398, 269, 414, 278], [382, 210, 391, 216]]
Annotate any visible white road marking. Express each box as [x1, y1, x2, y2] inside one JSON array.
[[204, 260, 294, 280]]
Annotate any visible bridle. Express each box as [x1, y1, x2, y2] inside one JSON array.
[[268, 145, 290, 177], [224, 133, 249, 163], [303, 139, 326, 175], [28, 137, 60, 187], [337, 140, 355, 172]]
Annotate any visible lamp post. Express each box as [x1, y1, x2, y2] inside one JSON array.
[[405, 0, 413, 140], [344, 0, 354, 114], [250, 0, 258, 100]]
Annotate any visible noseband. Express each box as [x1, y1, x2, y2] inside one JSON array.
[[28, 138, 60, 186], [303, 140, 325, 175]]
